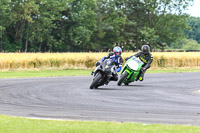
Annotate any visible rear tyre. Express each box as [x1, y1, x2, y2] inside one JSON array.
[[90, 72, 103, 89], [124, 82, 130, 86], [117, 71, 129, 86]]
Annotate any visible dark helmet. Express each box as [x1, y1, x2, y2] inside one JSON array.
[[141, 45, 150, 54]]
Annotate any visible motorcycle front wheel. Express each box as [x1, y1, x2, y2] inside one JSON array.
[[117, 71, 129, 86], [90, 72, 103, 89]]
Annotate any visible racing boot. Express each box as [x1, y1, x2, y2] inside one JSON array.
[[138, 72, 144, 81], [138, 76, 143, 81], [104, 80, 110, 85], [112, 73, 118, 81], [91, 71, 94, 76]]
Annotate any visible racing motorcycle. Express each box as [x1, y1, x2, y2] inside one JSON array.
[[90, 59, 117, 89], [117, 56, 144, 86]]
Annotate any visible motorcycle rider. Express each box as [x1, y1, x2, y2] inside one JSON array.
[[93, 46, 124, 82], [125, 44, 153, 81]]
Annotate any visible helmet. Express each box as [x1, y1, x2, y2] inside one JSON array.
[[113, 46, 122, 57], [141, 45, 150, 54]]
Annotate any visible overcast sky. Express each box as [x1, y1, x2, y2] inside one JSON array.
[[184, 0, 200, 17]]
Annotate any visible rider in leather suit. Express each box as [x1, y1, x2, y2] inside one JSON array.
[[95, 46, 124, 82], [125, 45, 153, 81]]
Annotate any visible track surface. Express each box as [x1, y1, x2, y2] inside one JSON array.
[[0, 73, 200, 125]]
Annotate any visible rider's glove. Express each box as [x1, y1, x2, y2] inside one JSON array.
[[96, 61, 101, 67], [116, 67, 121, 72], [125, 57, 130, 61], [141, 67, 146, 71]]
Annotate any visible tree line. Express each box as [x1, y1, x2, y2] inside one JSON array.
[[0, 0, 195, 52], [170, 17, 200, 51]]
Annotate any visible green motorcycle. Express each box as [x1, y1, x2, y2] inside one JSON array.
[[117, 56, 144, 86]]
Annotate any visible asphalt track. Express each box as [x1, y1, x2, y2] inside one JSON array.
[[0, 72, 200, 126]]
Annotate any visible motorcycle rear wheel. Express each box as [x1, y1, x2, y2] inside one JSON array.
[[124, 81, 130, 85], [117, 71, 129, 86], [90, 72, 103, 89]]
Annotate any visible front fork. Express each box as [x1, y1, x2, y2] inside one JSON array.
[[121, 66, 132, 78]]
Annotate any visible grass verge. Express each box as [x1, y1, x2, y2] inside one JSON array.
[[147, 68, 200, 73], [0, 115, 200, 133], [0, 69, 92, 78], [0, 68, 200, 78]]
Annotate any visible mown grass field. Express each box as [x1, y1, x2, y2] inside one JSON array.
[[0, 52, 200, 70], [0, 68, 200, 78], [0, 115, 200, 133]]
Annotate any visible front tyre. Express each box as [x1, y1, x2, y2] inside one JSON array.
[[90, 72, 103, 89], [117, 71, 129, 86]]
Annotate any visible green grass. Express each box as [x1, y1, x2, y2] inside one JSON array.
[[0, 115, 200, 133], [0, 69, 92, 78], [0, 68, 200, 79], [147, 68, 200, 73]]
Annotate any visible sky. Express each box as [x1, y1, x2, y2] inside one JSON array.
[[184, 0, 200, 17]]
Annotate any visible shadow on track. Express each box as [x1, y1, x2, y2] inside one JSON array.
[[122, 84, 146, 87], [93, 87, 119, 90]]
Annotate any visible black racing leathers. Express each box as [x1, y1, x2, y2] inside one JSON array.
[[126, 52, 153, 81], [134, 52, 153, 69]]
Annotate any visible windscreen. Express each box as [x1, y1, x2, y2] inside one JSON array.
[[131, 56, 143, 64], [104, 59, 115, 66]]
